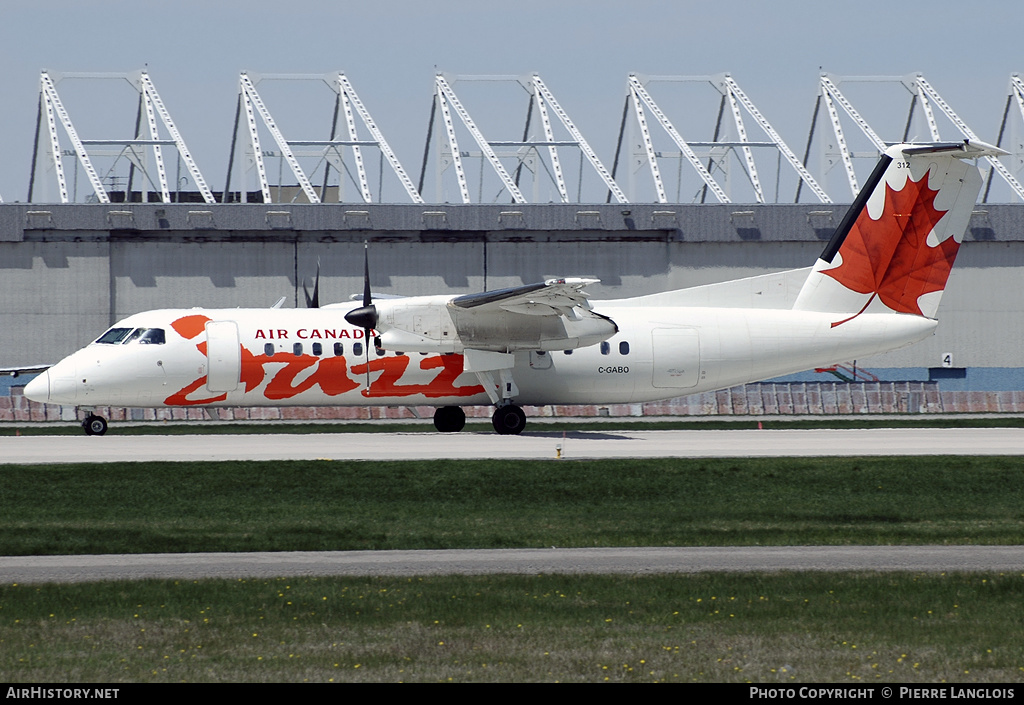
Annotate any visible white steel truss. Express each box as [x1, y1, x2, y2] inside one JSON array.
[[626, 75, 729, 203], [987, 74, 1024, 201], [238, 74, 320, 203], [619, 74, 830, 204], [34, 72, 108, 203], [815, 75, 887, 196], [138, 73, 214, 204], [425, 73, 626, 204], [228, 73, 423, 204], [808, 73, 1024, 201], [29, 71, 213, 204], [531, 76, 628, 203], [915, 75, 1023, 200], [434, 74, 525, 204]]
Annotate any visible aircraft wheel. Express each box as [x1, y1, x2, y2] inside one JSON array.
[[82, 414, 108, 436], [491, 404, 526, 435], [433, 406, 466, 433]]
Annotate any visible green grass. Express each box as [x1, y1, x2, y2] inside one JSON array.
[[2, 457, 1024, 555], [4, 456, 1023, 683], [1, 572, 1021, 682], [5, 415, 1024, 435]]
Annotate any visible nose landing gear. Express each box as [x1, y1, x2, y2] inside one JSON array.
[[82, 414, 108, 436]]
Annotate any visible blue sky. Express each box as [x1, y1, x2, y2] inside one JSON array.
[[3, 0, 1022, 203]]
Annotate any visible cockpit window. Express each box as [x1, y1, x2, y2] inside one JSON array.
[[137, 328, 165, 345], [96, 327, 166, 345], [95, 328, 133, 344]]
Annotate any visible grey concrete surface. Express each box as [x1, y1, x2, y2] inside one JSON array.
[[3, 546, 1022, 584], [1, 427, 1022, 464]]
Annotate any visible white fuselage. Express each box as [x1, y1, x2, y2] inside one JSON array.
[[25, 141, 994, 427], [27, 300, 936, 410]]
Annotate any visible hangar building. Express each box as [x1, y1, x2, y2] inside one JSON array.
[[4, 70, 1024, 420]]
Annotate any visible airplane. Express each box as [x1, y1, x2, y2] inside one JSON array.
[[21, 140, 1001, 436]]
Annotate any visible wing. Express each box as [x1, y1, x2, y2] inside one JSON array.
[[451, 277, 599, 317], [1, 364, 51, 378], [372, 277, 618, 354], [447, 277, 617, 353]]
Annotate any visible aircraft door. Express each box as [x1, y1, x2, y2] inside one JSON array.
[[205, 320, 240, 393], [652, 327, 700, 388]]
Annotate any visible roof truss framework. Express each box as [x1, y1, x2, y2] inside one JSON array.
[[808, 73, 1024, 202], [226, 72, 423, 204], [28, 70, 214, 204], [422, 73, 627, 204], [615, 74, 830, 204], [987, 74, 1024, 202]]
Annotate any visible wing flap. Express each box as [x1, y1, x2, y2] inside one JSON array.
[[452, 277, 599, 314]]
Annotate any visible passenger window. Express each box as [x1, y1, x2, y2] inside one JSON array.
[[334, 342, 344, 356], [312, 342, 323, 356], [264, 343, 275, 357], [619, 341, 630, 355], [353, 342, 363, 357], [600, 341, 610, 355], [293, 343, 303, 356], [564, 349, 573, 355]]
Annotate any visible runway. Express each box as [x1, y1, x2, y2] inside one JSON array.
[[3, 546, 1023, 583], [2, 426, 1024, 464]]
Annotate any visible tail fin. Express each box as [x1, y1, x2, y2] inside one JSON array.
[[793, 140, 1003, 323]]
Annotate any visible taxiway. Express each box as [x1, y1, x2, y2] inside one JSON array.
[[2, 427, 1023, 464], [3, 546, 1023, 583]]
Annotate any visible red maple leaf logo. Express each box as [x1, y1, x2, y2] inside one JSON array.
[[824, 172, 959, 318]]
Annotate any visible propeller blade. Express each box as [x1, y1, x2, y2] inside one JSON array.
[[361, 243, 372, 307], [344, 245, 377, 330], [364, 329, 372, 393], [363, 244, 373, 391], [302, 258, 321, 308], [353, 243, 374, 392]]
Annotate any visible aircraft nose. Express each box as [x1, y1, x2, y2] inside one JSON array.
[[23, 370, 50, 403], [25, 363, 78, 404]]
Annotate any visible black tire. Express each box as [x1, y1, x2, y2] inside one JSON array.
[[491, 404, 526, 435], [82, 414, 108, 436], [433, 406, 466, 433]]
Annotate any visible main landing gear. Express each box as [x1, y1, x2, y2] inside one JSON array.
[[491, 404, 527, 435], [432, 406, 466, 433], [431, 404, 528, 435], [82, 413, 108, 436]]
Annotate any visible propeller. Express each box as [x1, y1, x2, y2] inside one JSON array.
[[344, 243, 378, 391], [302, 258, 321, 308], [344, 245, 378, 331]]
